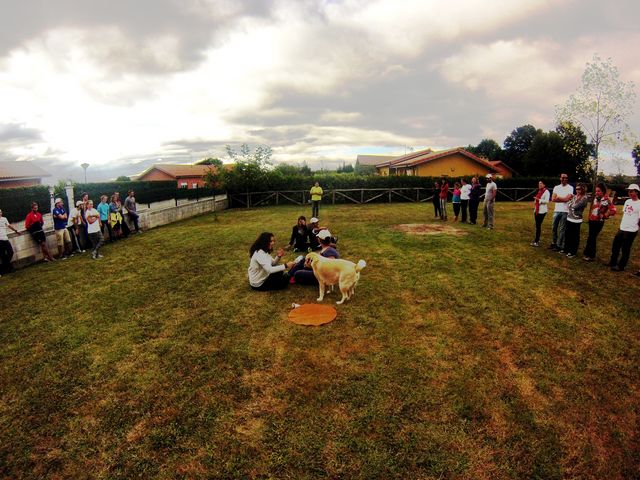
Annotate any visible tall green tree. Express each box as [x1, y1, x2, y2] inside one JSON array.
[[556, 54, 636, 191], [468, 138, 503, 160], [221, 144, 272, 192], [503, 125, 541, 174]]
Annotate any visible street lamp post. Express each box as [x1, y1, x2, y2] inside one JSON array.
[[80, 163, 89, 183]]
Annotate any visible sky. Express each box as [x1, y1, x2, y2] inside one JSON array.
[[1, 0, 639, 183]]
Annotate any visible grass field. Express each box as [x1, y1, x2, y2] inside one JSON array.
[[1, 202, 639, 479]]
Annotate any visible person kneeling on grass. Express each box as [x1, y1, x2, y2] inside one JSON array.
[[288, 230, 339, 285], [85, 200, 104, 260], [248, 232, 295, 291]]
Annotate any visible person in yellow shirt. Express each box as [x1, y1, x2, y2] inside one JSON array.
[[310, 181, 323, 217]]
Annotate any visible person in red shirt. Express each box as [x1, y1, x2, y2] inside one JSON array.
[[25, 202, 54, 262]]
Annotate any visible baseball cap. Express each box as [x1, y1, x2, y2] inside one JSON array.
[[310, 217, 319, 223], [317, 229, 332, 240], [486, 173, 493, 178], [627, 183, 639, 192], [76, 200, 83, 206], [55, 198, 63, 204]]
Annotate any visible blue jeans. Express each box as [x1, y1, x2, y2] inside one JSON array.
[[552, 212, 568, 248]]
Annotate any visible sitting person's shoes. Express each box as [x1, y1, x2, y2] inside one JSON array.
[[611, 265, 623, 271]]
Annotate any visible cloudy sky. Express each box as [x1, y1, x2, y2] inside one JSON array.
[[1, 0, 639, 182]]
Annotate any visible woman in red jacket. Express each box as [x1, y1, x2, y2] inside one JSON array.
[[25, 202, 54, 262]]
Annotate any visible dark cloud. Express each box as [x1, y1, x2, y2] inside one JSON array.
[[0, 0, 278, 73], [0, 123, 43, 143]]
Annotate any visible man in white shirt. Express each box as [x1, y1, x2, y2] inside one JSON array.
[[549, 173, 574, 252], [460, 178, 472, 223], [482, 173, 497, 229], [0, 208, 21, 276], [609, 184, 640, 272]]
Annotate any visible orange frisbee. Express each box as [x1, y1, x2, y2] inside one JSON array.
[[288, 304, 337, 326]]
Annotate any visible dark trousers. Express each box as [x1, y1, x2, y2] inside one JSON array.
[[432, 198, 441, 218], [128, 213, 140, 233], [534, 213, 546, 243], [102, 219, 114, 242], [609, 230, 638, 270], [469, 199, 479, 224], [453, 202, 460, 218], [0, 239, 14, 274], [461, 200, 469, 223], [311, 201, 320, 218], [251, 271, 289, 291], [583, 221, 604, 258], [564, 221, 582, 255]]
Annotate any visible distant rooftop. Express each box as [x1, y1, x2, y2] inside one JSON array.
[[0, 161, 52, 180]]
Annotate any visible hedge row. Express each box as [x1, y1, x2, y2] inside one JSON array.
[[0, 186, 51, 223]]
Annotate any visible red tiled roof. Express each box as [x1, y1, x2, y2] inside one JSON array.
[[489, 160, 518, 175], [376, 147, 496, 171], [138, 164, 222, 179], [0, 161, 51, 180]]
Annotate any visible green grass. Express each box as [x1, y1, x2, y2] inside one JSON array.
[[1, 203, 639, 479]]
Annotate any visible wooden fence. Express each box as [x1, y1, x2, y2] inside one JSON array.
[[228, 187, 540, 208]]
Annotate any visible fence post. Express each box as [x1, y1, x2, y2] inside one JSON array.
[[388, 190, 391, 203], [332, 190, 335, 205], [276, 192, 279, 205], [196, 185, 199, 202], [416, 188, 420, 202], [361, 189, 364, 203]]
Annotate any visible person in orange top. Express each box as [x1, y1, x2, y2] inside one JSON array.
[[25, 202, 54, 262]]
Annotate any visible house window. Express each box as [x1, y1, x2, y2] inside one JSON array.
[[180, 182, 187, 188], [192, 183, 198, 189]]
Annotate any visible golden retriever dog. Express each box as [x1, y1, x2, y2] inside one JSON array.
[[305, 252, 367, 304]]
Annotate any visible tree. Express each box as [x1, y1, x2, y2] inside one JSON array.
[[115, 175, 131, 182], [523, 130, 566, 177], [225, 144, 272, 165], [468, 138, 503, 160], [633, 144, 640, 178], [202, 158, 225, 188], [556, 54, 636, 192], [196, 157, 221, 165], [555, 122, 593, 180], [336, 162, 354, 173], [221, 144, 272, 192], [503, 125, 541, 174]]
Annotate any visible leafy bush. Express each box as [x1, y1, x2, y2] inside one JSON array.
[[0, 186, 51, 223]]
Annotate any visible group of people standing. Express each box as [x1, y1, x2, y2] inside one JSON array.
[[531, 173, 640, 275], [0, 189, 142, 276], [432, 174, 498, 229]]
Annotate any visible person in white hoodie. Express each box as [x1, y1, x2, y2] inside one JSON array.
[[608, 184, 640, 272], [248, 232, 295, 290]]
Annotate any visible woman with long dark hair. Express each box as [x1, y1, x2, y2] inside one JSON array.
[[564, 183, 588, 258], [248, 232, 294, 290], [582, 182, 616, 261], [530, 180, 550, 247], [287, 215, 311, 252]]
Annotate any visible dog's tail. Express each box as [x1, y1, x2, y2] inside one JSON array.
[[356, 259, 366, 272]]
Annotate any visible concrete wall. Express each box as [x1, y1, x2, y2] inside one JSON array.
[[4, 194, 227, 268]]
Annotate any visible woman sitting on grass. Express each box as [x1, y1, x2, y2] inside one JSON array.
[[287, 215, 311, 252], [248, 232, 295, 291]]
